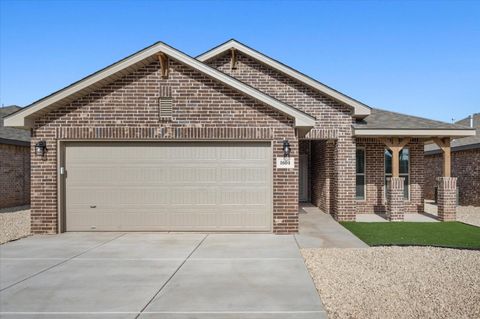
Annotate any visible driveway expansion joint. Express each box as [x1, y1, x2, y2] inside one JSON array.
[[134, 234, 209, 319]]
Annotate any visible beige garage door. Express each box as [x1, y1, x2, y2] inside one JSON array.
[[64, 142, 272, 232]]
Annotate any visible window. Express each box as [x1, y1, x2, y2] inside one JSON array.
[[356, 148, 366, 200], [385, 148, 409, 199]]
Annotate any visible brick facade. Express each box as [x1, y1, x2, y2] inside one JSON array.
[[31, 59, 298, 233], [27, 45, 441, 234], [310, 140, 335, 214], [206, 51, 356, 221], [425, 149, 480, 206], [355, 138, 425, 214], [436, 177, 457, 221], [386, 177, 405, 221], [0, 143, 30, 209]]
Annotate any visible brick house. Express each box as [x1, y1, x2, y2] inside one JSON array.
[[4, 40, 476, 234], [0, 105, 31, 209], [425, 113, 480, 206]]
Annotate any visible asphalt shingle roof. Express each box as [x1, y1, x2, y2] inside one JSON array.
[[354, 108, 471, 130], [0, 106, 31, 144], [425, 113, 480, 153]]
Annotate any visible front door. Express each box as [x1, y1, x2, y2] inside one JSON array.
[[299, 154, 309, 202]]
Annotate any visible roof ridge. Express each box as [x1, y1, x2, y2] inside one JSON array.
[[372, 108, 470, 129]]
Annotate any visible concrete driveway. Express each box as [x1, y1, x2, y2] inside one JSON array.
[[0, 233, 326, 319]]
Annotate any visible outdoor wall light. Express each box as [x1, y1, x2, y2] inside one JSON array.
[[282, 139, 291, 158], [35, 140, 47, 157]]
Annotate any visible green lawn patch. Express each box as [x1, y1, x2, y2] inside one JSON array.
[[340, 222, 480, 249]]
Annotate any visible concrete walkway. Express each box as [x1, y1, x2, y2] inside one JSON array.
[[0, 232, 326, 319], [295, 204, 368, 248], [356, 212, 439, 222]]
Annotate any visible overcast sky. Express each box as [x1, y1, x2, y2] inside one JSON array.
[[1, 0, 479, 122]]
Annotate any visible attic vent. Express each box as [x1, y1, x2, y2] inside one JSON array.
[[158, 97, 172, 119], [158, 86, 172, 121]]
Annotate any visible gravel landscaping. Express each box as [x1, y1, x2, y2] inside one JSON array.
[[425, 200, 480, 227], [302, 247, 480, 319], [457, 205, 480, 227], [0, 205, 30, 244]]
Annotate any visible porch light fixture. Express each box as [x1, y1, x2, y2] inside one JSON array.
[[35, 140, 47, 157], [282, 139, 291, 158]]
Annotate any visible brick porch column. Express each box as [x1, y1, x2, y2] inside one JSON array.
[[332, 136, 356, 221], [436, 177, 457, 221], [386, 177, 405, 221]]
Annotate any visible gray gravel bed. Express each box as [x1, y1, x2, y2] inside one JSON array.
[[457, 206, 480, 227], [302, 247, 480, 319], [0, 205, 31, 244], [425, 200, 480, 227]]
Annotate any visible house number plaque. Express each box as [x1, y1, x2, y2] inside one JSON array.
[[276, 157, 294, 169]]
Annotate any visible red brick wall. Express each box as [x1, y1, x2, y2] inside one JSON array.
[[436, 177, 457, 221], [355, 138, 424, 214], [206, 51, 356, 220], [425, 149, 480, 206], [386, 177, 406, 221], [0, 143, 30, 208], [32, 59, 298, 233], [424, 153, 441, 201], [310, 140, 335, 214]]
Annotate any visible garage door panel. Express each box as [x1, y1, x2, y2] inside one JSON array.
[[65, 142, 272, 231], [170, 188, 217, 205], [217, 167, 268, 183], [67, 187, 173, 205]]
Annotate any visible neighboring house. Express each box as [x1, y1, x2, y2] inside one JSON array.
[[4, 40, 476, 234], [425, 113, 480, 206], [0, 105, 31, 209]]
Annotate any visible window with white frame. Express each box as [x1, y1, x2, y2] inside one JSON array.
[[384, 148, 409, 199], [356, 148, 366, 200]]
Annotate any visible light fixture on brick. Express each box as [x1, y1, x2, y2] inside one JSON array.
[[35, 140, 47, 157]]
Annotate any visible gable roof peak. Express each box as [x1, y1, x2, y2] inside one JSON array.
[[197, 39, 371, 118], [4, 41, 315, 129]]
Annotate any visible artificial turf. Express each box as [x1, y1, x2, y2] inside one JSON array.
[[340, 221, 480, 249]]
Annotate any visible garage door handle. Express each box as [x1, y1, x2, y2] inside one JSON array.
[[90, 205, 96, 208]]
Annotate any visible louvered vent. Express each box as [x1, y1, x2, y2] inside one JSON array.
[[158, 85, 172, 121], [159, 97, 172, 118]]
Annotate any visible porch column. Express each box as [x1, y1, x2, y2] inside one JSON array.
[[433, 138, 457, 221], [382, 138, 410, 221], [332, 136, 356, 221], [386, 177, 405, 221]]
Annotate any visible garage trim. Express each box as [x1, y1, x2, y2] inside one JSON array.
[[58, 140, 274, 233]]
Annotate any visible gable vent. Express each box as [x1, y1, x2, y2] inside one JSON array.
[[159, 98, 172, 117], [158, 86, 172, 121]]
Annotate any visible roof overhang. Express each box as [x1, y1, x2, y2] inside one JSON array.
[[0, 138, 30, 147], [5, 42, 315, 130], [197, 39, 371, 118], [354, 128, 477, 138]]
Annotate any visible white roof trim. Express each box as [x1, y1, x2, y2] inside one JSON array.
[[354, 128, 476, 137], [5, 42, 315, 129], [197, 39, 371, 118]]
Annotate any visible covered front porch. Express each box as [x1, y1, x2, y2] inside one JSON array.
[[298, 109, 476, 222]]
